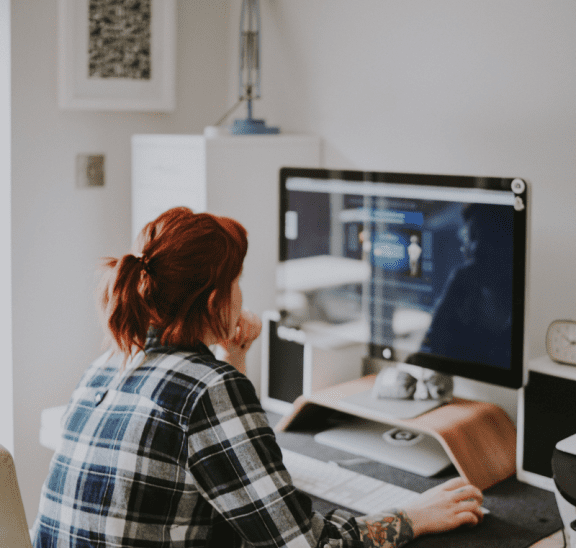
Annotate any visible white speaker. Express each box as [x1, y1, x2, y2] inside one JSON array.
[[260, 310, 366, 415], [517, 356, 576, 491]]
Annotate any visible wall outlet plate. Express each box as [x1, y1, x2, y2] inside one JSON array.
[[76, 154, 105, 187]]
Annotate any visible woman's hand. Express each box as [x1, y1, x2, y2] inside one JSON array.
[[229, 310, 262, 352], [404, 477, 484, 538], [218, 310, 262, 374]]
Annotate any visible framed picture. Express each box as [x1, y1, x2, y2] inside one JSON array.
[[58, 0, 176, 112]]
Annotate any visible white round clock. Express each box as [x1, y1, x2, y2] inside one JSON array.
[[546, 320, 576, 366]]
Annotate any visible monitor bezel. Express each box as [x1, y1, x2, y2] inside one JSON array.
[[279, 167, 528, 389]]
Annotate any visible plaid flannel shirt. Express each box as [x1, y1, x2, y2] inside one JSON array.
[[31, 331, 365, 548]]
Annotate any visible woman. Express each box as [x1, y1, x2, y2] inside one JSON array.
[[32, 207, 483, 548]]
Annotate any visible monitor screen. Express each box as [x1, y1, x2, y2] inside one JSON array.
[[278, 168, 528, 389]]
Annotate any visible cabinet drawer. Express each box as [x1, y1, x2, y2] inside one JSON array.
[[132, 141, 206, 191]]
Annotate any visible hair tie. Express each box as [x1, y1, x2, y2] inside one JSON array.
[[137, 254, 152, 276]]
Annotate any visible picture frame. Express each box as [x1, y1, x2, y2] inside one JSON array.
[[58, 0, 176, 112]]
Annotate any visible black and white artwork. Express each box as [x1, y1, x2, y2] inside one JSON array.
[[88, 0, 152, 80], [58, 0, 175, 111]]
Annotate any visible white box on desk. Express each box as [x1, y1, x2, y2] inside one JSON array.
[[261, 310, 366, 416], [517, 355, 576, 491]]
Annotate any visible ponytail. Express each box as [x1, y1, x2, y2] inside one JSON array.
[[96, 207, 248, 364]]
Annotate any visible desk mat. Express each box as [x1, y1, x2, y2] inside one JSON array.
[[270, 412, 562, 548]]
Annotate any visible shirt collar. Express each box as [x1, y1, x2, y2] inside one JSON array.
[[144, 327, 215, 358]]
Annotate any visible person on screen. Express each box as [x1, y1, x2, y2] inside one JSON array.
[[407, 234, 423, 277], [413, 203, 514, 369], [31, 207, 483, 548]]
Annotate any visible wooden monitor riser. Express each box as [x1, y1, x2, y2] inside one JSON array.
[[275, 375, 516, 491]]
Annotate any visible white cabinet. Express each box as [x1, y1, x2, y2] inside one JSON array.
[[132, 135, 209, 238], [131, 134, 322, 387]]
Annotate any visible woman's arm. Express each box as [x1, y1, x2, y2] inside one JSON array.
[[356, 510, 415, 548], [206, 311, 484, 548], [187, 371, 364, 548]]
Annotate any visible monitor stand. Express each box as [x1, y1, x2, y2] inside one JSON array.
[[314, 417, 453, 477], [275, 375, 517, 490], [314, 388, 452, 476]]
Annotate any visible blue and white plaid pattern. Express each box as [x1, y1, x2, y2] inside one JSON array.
[[31, 332, 363, 547]]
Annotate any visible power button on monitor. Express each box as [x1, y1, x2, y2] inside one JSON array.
[[511, 178, 526, 194]]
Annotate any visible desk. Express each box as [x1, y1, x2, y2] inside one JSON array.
[[40, 405, 563, 548], [39, 405, 66, 451], [270, 408, 563, 548], [531, 532, 564, 547]]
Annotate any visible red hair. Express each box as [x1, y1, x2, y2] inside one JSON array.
[[97, 207, 248, 361]]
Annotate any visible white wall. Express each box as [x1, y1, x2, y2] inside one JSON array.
[[11, 0, 231, 521], [226, 0, 576, 418], [0, 0, 12, 455]]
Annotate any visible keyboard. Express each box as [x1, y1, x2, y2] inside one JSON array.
[[281, 448, 489, 516], [281, 448, 420, 514]]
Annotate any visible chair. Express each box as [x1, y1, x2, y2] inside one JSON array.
[[0, 444, 33, 548]]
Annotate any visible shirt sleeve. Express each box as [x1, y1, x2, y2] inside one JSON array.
[[186, 369, 365, 548]]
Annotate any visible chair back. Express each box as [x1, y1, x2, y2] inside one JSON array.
[[0, 444, 33, 548]]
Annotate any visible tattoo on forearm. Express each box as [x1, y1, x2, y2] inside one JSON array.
[[357, 509, 415, 548]]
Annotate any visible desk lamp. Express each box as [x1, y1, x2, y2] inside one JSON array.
[[228, 0, 279, 135]]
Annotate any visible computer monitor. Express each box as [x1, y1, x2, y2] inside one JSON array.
[[277, 168, 529, 390]]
